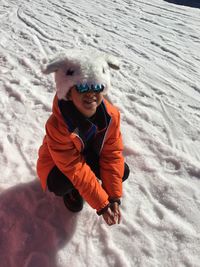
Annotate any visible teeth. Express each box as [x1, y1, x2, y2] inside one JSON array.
[[85, 99, 95, 103]]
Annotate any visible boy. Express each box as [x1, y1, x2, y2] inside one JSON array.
[[37, 50, 129, 226]]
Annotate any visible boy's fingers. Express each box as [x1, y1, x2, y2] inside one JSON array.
[[106, 216, 114, 226], [112, 203, 121, 223], [103, 207, 122, 225], [118, 210, 121, 224], [103, 208, 115, 225], [108, 203, 122, 224], [114, 211, 120, 224], [116, 206, 121, 224]]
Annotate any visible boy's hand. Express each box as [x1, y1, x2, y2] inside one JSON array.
[[102, 202, 121, 225], [110, 202, 121, 224]]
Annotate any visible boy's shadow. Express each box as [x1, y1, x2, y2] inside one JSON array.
[[0, 180, 78, 267], [163, 0, 200, 8]]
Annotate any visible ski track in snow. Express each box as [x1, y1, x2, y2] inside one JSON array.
[[1, 0, 200, 266]]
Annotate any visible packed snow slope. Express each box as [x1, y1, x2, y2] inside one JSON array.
[[0, 0, 200, 266]]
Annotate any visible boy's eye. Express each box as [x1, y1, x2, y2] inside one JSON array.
[[66, 69, 74, 76]]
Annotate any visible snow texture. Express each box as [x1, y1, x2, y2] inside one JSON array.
[[0, 0, 200, 266]]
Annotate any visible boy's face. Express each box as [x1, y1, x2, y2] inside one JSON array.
[[68, 87, 104, 117]]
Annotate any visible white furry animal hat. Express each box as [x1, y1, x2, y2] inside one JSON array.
[[42, 49, 120, 100]]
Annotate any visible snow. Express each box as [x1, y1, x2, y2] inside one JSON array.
[[0, 0, 200, 266]]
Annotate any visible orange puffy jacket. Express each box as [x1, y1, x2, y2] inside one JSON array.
[[37, 95, 124, 212]]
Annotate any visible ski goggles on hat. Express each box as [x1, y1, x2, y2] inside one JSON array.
[[75, 83, 105, 94]]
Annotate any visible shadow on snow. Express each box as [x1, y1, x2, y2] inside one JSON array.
[[0, 179, 78, 267], [164, 0, 200, 8]]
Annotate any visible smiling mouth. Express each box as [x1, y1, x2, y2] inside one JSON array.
[[84, 99, 96, 104], [83, 98, 97, 109]]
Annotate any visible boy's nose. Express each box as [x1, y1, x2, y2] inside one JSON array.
[[85, 91, 96, 96]]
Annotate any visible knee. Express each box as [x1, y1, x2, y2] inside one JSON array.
[[122, 163, 130, 182], [47, 166, 74, 196]]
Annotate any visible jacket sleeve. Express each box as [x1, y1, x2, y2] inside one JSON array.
[[45, 116, 109, 211], [100, 110, 124, 199]]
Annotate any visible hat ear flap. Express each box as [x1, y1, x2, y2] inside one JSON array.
[[105, 55, 120, 70], [41, 53, 67, 74]]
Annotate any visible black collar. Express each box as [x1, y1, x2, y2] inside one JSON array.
[[58, 100, 111, 144]]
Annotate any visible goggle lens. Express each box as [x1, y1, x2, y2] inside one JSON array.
[[75, 84, 105, 94]]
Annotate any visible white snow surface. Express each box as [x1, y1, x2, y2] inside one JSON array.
[[0, 0, 200, 266]]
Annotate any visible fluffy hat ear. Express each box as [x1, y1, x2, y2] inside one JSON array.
[[41, 53, 67, 74], [104, 54, 120, 70]]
